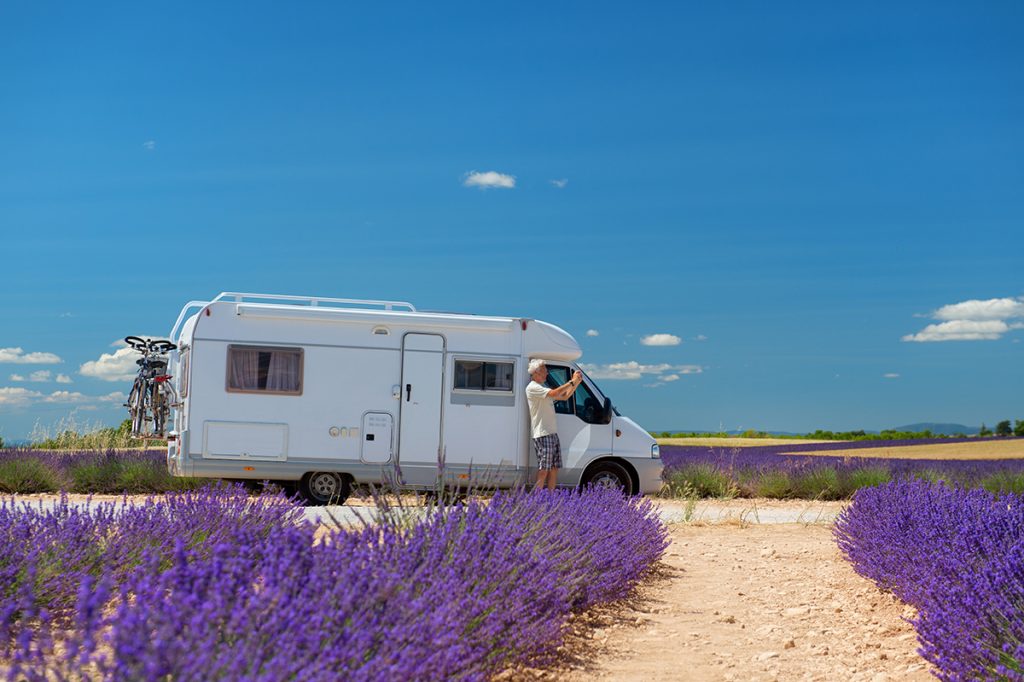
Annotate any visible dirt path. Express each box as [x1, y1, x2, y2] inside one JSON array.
[[537, 523, 932, 682]]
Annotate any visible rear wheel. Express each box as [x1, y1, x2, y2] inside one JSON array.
[[300, 472, 351, 505], [581, 461, 635, 496], [127, 381, 146, 437]]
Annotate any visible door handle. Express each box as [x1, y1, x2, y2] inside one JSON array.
[[406, 384, 412, 401]]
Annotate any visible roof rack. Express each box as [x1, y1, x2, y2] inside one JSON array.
[[211, 292, 416, 312], [169, 292, 416, 343]]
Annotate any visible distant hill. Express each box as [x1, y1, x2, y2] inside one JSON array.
[[891, 423, 979, 436]]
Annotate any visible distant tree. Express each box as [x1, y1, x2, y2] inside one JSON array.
[[996, 420, 1013, 437], [0, 433, 4, 449], [979, 423, 992, 437], [1016, 420, 1024, 438]]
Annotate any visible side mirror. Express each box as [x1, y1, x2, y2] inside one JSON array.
[[602, 397, 613, 424]]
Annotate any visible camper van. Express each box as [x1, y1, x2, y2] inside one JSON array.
[[163, 292, 663, 504]]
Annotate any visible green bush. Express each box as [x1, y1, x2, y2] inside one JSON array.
[[980, 471, 1024, 495], [0, 458, 61, 493], [753, 470, 793, 499], [843, 467, 892, 493], [665, 465, 736, 499], [791, 467, 843, 500]]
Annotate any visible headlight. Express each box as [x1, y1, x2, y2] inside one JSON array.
[[651, 443, 660, 459]]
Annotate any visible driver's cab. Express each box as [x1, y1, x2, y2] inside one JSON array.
[[537, 363, 662, 495]]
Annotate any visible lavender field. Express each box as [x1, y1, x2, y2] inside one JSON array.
[[0, 484, 668, 680], [835, 480, 1024, 680], [0, 448, 196, 494], [661, 438, 1024, 499]]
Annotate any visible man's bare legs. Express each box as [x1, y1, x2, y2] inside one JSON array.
[[534, 468, 559, 491]]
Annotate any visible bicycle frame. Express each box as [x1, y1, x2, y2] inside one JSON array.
[[123, 336, 178, 439]]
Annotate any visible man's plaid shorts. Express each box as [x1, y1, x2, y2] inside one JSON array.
[[532, 434, 562, 470]]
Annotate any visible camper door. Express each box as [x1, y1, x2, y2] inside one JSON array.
[[397, 333, 445, 481]]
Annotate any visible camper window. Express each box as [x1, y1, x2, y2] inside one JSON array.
[[226, 345, 303, 395], [453, 359, 514, 392]]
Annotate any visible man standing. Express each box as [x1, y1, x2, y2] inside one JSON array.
[[525, 358, 583, 491]]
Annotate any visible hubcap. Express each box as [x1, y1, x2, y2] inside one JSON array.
[[310, 473, 339, 499], [593, 471, 626, 490]]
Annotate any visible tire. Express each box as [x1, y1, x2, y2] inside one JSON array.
[[582, 461, 635, 496], [127, 381, 146, 437], [152, 390, 165, 437], [300, 472, 351, 505]]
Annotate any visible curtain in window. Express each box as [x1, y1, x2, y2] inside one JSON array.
[[267, 351, 300, 392], [229, 349, 260, 390]]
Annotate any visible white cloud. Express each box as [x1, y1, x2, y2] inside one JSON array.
[[586, 329, 600, 337], [550, 178, 568, 189], [42, 391, 90, 404], [28, 370, 52, 382], [80, 346, 141, 382], [902, 320, 1010, 343], [0, 387, 42, 408], [883, 373, 900, 379], [933, 297, 1024, 321], [695, 335, 708, 342], [904, 296, 1024, 342], [9, 374, 25, 381], [661, 374, 680, 382], [0, 347, 62, 364], [0, 386, 127, 411], [143, 140, 156, 151], [462, 170, 516, 190], [640, 333, 682, 346], [56, 374, 73, 384], [580, 361, 702, 380]]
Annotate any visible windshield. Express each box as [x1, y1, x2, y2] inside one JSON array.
[[542, 364, 621, 421], [575, 365, 621, 417]]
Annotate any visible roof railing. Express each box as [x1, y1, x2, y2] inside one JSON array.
[[212, 292, 417, 312], [169, 292, 417, 343]]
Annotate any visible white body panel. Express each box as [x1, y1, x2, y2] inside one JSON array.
[[165, 293, 662, 494]]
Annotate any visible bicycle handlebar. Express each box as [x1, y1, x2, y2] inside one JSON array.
[[124, 336, 177, 354]]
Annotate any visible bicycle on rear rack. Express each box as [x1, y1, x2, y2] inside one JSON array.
[[123, 336, 179, 439]]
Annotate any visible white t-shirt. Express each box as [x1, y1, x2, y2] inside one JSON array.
[[526, 380, 558, 438]]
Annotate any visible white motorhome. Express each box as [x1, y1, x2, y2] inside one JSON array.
[[164, 292, 663, 504]]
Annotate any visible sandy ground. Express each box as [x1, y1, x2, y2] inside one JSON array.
[[513, 522, 932, 682]]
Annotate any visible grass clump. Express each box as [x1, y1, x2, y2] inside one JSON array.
[[0, 458, 61, 493], [753, 470, 793, 499], [844, 466, 892, 492], [979, 471, 1024, 495], [791, 467, 843, 500], [665, 465, 737, 499]]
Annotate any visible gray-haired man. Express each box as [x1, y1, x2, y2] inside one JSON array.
[[525, 358, 583, 491]]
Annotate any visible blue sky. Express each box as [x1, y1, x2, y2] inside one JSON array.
[[1, 2, 1022, 440]]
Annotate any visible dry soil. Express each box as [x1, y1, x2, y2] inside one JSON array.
[[515, 521, 933, 682]]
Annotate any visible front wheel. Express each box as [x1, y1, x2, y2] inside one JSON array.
[[581, 461, 635, 496], [300, 472, 351, 505]]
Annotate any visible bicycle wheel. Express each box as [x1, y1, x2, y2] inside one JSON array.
[[153, 385, 166, 437], [127, 380, 146, 437]]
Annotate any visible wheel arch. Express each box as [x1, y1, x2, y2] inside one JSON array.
[[579, 456, 639, 494]]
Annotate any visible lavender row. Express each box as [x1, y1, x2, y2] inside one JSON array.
[[0, 448, 195, 494], [1, 484, 668, 680], [661, 441, 1024, 498], [834, 480, 1024, 680]]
